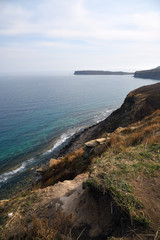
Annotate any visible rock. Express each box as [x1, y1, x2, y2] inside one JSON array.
[[84, 140, 98, 148], [83, 138, 109, 158], [37, 167, 44, 173], [36, 165, 48, 173], [31, 167, 36, 171], [49, 159, 61, 168], [115, 126, 140, 135], [115, 127, 126, 134], [129, 126, 139, 131], [96, 138, 106, 144], [85, 138, 106, 147]]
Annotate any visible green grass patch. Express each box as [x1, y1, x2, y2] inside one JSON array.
[[85, 143, 160, 228]]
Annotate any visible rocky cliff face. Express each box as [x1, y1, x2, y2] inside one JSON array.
[[134, 66, 160, 80], [59, 82, 160, 155], [101, 82, 160, 130]]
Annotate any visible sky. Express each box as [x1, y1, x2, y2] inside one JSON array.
[[0, 0, 160, 73]]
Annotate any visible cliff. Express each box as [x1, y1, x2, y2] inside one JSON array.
[[59, 82, 160, 155], [134, 66, 160, 80], [1, 83, 160, 240], [74, 70, 133, 75]]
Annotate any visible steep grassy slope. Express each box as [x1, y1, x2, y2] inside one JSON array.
[[85, 110, 160, 238], [1, 83, 160, 239], [1, 110, 160, 239]]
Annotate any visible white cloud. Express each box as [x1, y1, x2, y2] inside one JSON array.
[[0, 0, 160, 42], [0, 0, 160, 72]]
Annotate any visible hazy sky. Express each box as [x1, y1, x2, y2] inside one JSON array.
[[0, 0, 160, 73]]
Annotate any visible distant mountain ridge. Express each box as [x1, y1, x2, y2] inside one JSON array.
[[74, 70, 133, 75], [134, 66, 160, 80]]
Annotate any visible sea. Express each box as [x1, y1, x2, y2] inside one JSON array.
[[0, 73, 158, 199]]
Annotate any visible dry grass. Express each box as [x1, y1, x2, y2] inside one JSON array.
[[39, 148, 91, 187], [85, 110, 160, 233], [0, 194, 73, 240], [16, 209, 73, 240], [109, 110, 160, 150]]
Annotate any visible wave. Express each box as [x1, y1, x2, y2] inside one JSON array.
[[43, 107, 117, 155], [0, 157, 34, 185], [93, 107, 118, 123], [42, 126, 85, 156]]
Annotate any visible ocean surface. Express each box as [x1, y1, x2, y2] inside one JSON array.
[[0, 74, 158, 198]]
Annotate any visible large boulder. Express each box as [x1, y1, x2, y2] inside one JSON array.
[[84, 140, 99, 148]]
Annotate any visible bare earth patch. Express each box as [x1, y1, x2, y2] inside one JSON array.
[[132, 174, 160, 231]]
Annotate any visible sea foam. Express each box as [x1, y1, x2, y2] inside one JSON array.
[[0, 158, 34, 185], [43, 126, 84, 156]]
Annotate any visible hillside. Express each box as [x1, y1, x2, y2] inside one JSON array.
[[134, 67, 160, 80], [59, 82, 160, 156], [0, 83, 160, 239], [74, 70, 133, 75]]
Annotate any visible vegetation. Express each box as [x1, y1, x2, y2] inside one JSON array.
[[1, 110, 160, 239], [39, 148, 87, 187], [84, 110, 160, 236], [0, 190, 73, 240]]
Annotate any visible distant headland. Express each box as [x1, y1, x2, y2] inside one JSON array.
[[134, 66, 160, 80], [74, 70, 134, 75], [74, 67, 160, 80]]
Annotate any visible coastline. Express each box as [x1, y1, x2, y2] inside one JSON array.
[[59, 82, 160, 155], [1, 81, 160, 200], [0, 108, 116, 199], [1, 82, 160, 239]]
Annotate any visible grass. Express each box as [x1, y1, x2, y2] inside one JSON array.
[[84, 111, 160, 230], [39, 148, 89, 187], [0, 190, 73, 240], [84, 144, 158, 228]]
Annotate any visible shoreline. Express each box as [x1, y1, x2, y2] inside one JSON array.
[[1, 82, 160, 199], [1, 82, 160, 239], [0, 108, 116, 199]]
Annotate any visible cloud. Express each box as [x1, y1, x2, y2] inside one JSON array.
[[0, 2, 33, 35], [0, 0, 160, 42], [0, 0, 160, 72]]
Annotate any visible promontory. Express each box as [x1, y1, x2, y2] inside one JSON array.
[[74, 70, 133, 75], [134, 66, 160, 80]]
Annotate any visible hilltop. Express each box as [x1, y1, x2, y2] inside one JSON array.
[[134, 66, 160, 80], [0, 83, 160, 239]]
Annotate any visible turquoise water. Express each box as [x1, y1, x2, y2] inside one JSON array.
[[0, 74, 158, 190]]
